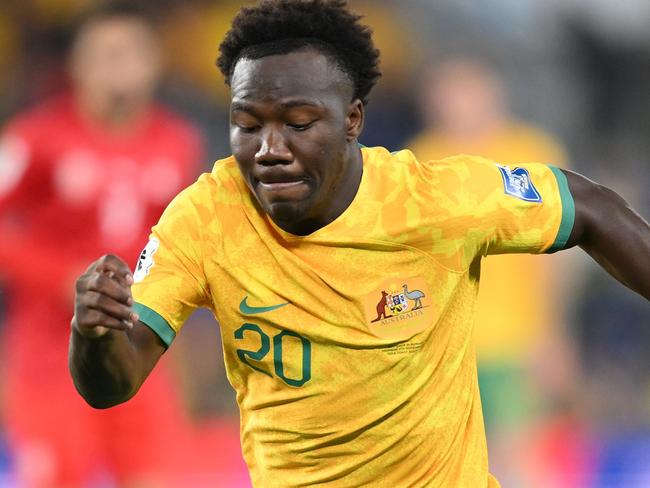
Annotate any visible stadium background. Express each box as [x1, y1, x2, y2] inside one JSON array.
[[0, 0, 649, 486]]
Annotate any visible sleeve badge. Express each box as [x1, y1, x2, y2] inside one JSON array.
[[496, 164, 543, 203]]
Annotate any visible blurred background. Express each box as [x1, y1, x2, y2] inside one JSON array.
[[0, 0, 648, 486]]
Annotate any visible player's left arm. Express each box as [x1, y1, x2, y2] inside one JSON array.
[[562, 169, 650, 300]]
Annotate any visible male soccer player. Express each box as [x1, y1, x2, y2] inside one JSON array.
[[69, 1, 650, 486], [0, 3, 202, 486]]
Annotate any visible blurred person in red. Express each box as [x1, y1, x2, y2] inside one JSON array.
[[407, 57, 589, 487], [0, 3, 204, 486]]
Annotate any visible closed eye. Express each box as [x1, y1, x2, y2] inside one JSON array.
[[287, 121, 315, 132], [236, 124, 260, 133]]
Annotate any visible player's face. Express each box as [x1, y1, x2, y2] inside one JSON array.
[[229, 49, 364, 235], [70, 17, 161, 120]]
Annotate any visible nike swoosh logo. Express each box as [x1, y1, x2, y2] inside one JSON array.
[[239, 296, 289, 315]]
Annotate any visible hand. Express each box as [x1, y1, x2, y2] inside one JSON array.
[[72, 255, 139, 339]]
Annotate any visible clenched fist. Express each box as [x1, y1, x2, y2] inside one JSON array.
[[72, 255, 139, 338]]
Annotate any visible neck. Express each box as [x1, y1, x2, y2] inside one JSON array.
[[440, 114, 507, 145], [75, 91, 150, 133]]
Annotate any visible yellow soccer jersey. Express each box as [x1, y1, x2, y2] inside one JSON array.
[[132, 146, 574, 487]]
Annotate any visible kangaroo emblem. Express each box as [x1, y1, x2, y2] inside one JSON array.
[[371, 291, 391, 322]]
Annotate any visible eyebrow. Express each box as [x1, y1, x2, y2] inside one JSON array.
[[278, 99, 323, 110], [231, 98, 323, 114]]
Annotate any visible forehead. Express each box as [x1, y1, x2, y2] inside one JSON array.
[[75, 17, 156, 51], [230, 49, 352, 106]]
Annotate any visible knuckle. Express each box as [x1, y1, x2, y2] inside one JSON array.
[[78, 309, 97, 326], [87, 292, 103, 308], [88, 273, 106, 290], [93, 274, 118, 295]]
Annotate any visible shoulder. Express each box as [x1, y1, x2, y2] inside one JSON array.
[[374, 147, 499, 186], [425, 154, 499, 182], [0, 96, 71, 181], [2, 95, 70, 138], [361, 146, 497, 196], [166, 156, 244, 215], [154, 156, 247, 252], [364, 145, 494, 171]]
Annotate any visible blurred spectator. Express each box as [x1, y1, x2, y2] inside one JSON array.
[[0, 3, 205, 486], [406, 56, 578, 486]]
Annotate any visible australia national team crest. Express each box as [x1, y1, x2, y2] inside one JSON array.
[[496, 164, 542, 203], [363, 277, 433, 340], [386, 292, 409, 314]]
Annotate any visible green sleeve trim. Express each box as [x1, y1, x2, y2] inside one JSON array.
[[133, 302, 176, 347], [547, 165, 575, 253]]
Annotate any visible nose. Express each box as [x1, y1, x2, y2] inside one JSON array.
[[255, 126, 293, 165]]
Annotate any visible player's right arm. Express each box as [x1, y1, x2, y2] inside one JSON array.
[[69, 254, 166, 409], [70, 179, 211, 408]]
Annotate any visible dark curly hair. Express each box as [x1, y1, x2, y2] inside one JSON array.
[[217, 0, 381, 105]]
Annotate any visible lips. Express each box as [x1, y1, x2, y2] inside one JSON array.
[[258, 180, 306, 191], [253, 171, 311, 200], [255, 169, 309, 188]]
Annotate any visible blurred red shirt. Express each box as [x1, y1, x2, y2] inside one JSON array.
[[0, 92, 203, 377]]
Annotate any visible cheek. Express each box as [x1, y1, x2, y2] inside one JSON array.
[[230, 134, 256, 177], [314, 142, 347, 193], [301, 125, 346, 162], [230, 130, 256, 158]]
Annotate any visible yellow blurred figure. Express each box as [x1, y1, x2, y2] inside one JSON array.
[[407, 57, 571, 484], [408, 57, 567, 361]]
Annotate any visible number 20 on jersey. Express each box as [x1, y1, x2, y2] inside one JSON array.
[[234, 323, 312, 387]]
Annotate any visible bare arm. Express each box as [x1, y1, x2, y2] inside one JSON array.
[[563, 169, 650, 300], [69, 255, 166, 408]]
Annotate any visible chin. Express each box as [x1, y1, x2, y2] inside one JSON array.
[[265, 200, 310, 225]]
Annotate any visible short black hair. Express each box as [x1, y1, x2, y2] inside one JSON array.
[[217, 0, 381, 105]]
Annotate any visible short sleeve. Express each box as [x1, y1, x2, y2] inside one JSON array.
[[131, 183, 210, 347], [436, 156, 575, 266]]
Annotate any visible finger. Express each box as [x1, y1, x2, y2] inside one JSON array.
[[98, 269, 134, 291], [82, 291, 139, 323], [99, 268, 130, 287], [76, 309, 133, 332], [94, 254, 133, 284], [86, 273, 133, 305]]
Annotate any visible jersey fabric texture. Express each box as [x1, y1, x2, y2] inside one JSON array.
[[406, 121, 571, 449], [407, 121, 568, 362], [132, 146, 574, 487]]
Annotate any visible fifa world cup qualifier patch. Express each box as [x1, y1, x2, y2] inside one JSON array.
[[134, 238, 159, 283], [496, 164, 543, 203]]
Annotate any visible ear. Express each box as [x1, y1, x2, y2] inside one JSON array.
[[345, 99, 364, 142]]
